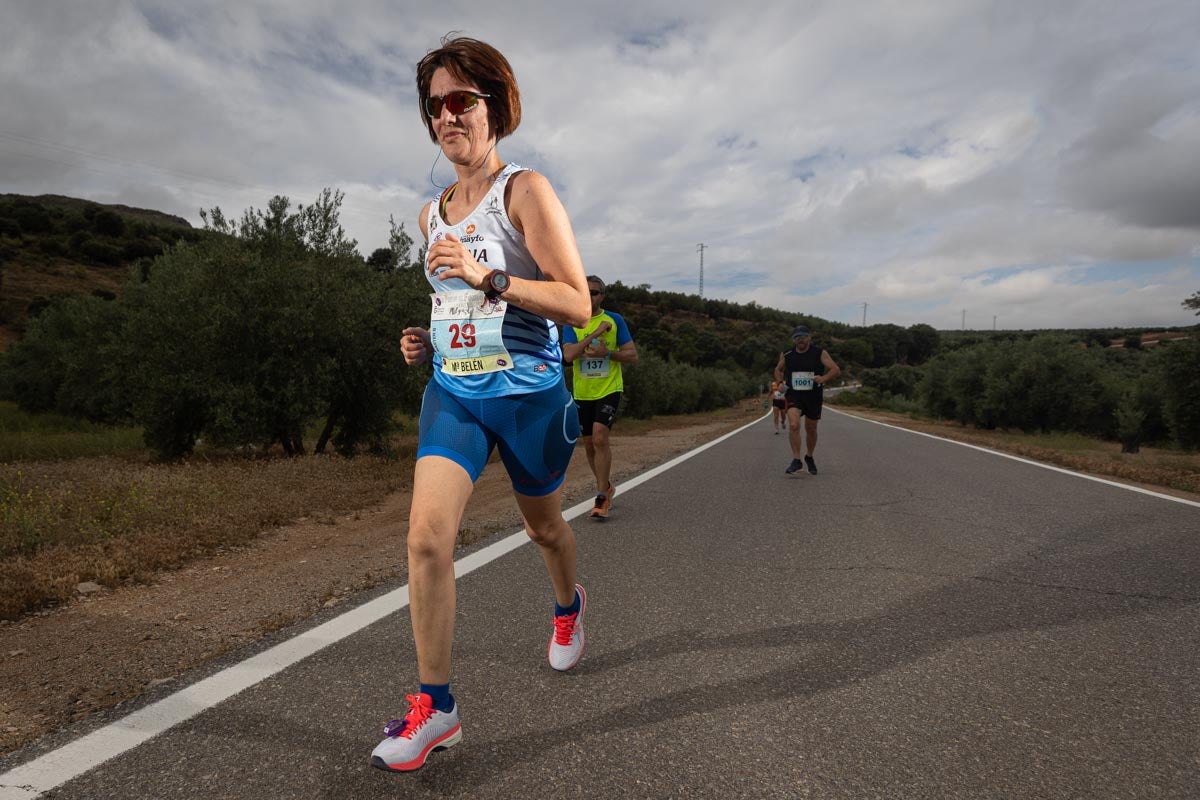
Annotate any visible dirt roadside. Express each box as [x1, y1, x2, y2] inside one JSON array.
[[0, 408, 761, 755]]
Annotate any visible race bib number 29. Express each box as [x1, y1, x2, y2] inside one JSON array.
[[429, 289, 513, 376]]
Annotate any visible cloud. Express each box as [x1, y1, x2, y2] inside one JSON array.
[[1, 0, 1198, 330]]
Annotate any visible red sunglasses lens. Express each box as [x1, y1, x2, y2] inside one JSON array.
[[427, 91, 480, 117], [445, 92, 478, 115]]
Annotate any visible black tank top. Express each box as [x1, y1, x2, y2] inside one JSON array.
[[783, 346, 825, 393]]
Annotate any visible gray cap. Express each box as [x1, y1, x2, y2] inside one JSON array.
[[791, 325, 811, 338]]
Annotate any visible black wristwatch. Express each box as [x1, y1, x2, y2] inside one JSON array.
[[484, 269, 510, 299]]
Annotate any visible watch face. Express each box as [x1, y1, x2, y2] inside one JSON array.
[[492, 271, 509, 291]]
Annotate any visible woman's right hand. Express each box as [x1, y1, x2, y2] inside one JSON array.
[[401, 327, 432, 366]]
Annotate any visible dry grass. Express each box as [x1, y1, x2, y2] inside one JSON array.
[[0, 448, 415, 619]]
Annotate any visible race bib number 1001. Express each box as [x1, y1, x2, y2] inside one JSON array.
[[791, 371, 815, 391], [429, 289, 513, 376]]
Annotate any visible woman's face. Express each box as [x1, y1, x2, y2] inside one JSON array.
[[429, 66, 494, 165]]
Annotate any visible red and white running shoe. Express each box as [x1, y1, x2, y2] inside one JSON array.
[[370, 692, 461, 772], [548, 584, 586, 671]]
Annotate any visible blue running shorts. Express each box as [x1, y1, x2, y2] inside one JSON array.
[[417, 378, 579, 497]]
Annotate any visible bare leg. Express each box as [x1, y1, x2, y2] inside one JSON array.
[[514, 488, 578, 607], [590, 422, 613, 493], [582, 435, 596, 485], [805, 418, 819, 457], [407, 456, 474, 685], [787, 407, 803, 458]]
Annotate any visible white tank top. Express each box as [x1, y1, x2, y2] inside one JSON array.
[[425, 163, 563, 398]]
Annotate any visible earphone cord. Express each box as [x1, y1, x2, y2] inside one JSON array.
[[429, 148, 446, 190], [428, 142, 500, 190]]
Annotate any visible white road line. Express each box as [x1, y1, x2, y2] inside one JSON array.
[[830, 408, 1200, 509], [0, 413, 766, 800]]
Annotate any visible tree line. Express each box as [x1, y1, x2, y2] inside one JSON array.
[[840, 333, 1200, 452], [2, 190, 1196, 458], [0, 192, 769, 458]]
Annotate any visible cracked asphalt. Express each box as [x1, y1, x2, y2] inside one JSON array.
[[5, 410, 1199, 799]]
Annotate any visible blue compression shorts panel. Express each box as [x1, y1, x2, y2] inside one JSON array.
[[417, 378, 580, 497]]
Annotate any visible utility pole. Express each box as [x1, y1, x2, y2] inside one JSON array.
[[861, 302, 868, 326], [961, 309, 966, 330], [696, 243, 707, 297], [993, 315, 997, 331]]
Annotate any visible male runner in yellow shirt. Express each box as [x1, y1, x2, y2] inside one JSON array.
[[561, 276, 639, 520]]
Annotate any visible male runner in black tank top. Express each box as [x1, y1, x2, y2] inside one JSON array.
[[774, 325, 841, 474]]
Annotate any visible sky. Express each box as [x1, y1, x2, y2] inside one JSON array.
[[2, 0, 1199, 331]]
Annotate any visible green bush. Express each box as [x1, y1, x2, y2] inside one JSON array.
[[1, 294, 128, 422], [79, 239, 124, 265], [621, 351, 751, 418], [92, 209, 126, 237], [831, 385, 922, 414], [122, 237, 166, 261], [9, 201, 52, 234], [1158, 338, 1200, 449], [38, 237, 67, 257], [116, 190, 424, 458], [913, 332, 1200, 449], [861, 364, 921, 398]]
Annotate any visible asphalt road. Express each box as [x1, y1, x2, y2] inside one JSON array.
[[5, 410, 1199, 799]]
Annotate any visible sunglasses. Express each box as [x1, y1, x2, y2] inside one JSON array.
[[425, 90, 491, 118], [589, 289, 603, 296]]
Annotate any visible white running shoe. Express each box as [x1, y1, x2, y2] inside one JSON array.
[[548, 584, 586, 671], [370, 693, 462, 772]]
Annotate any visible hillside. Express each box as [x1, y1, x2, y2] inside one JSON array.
[[0, 194, 200, 350]]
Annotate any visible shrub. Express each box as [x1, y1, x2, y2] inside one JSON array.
[[861, 364, 921, 398], [92, 209, 127, 237], [1158, 339, 1200, 449], [38, 238, 67, 257], [79, 240, 124, 266], [122, 237, 166, 261], [1, 294, 128, 422], [621, 351, 751, 418], [116, 190, 422, 458]]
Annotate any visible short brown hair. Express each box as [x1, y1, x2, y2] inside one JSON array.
[[416, 35, 522, 144]]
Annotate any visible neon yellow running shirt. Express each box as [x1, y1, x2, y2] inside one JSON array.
[[563, 310, 632, 400]]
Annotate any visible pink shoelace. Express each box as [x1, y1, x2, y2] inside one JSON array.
[[384, 693, 433, 739], [553, 611, 579, 646]]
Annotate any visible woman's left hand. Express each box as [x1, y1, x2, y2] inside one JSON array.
[[427, 232, 489, 289]]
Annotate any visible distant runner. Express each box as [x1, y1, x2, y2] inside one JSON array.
[[561, 276, 638, 520], [771, 379, 787, 434], [775, 325, 840, 475]]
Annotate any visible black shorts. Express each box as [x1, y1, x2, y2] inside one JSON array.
[[785, 390, 823, 420], [772, 398, 787, 410], [577, 392, 622, 434]]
